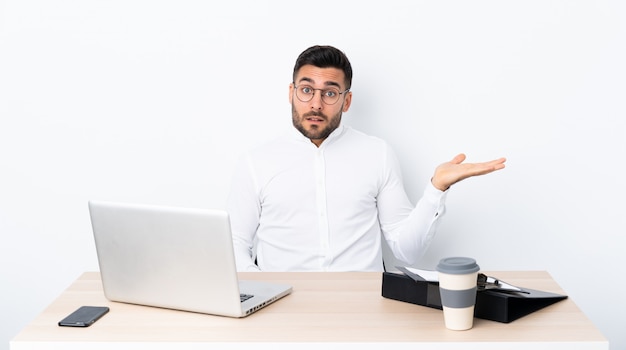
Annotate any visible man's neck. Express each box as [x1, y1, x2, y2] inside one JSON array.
[[310, 138, 325, 147]]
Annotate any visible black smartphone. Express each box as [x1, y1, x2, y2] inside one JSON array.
[[58, 306, 110, 327]]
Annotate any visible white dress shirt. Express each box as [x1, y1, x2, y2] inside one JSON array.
[[227, 124, 448, 272]]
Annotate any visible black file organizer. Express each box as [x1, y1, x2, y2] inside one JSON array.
[[381, 271, 568, 323]]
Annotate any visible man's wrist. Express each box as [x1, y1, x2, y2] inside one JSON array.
[[430, 177, 449, 192]]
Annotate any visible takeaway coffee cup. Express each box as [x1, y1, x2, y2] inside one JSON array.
[[436, 257, 480, 330]]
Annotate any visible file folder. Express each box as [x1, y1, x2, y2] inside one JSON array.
[[381, 271, 568, 323]]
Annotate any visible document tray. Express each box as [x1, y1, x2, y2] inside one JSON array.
[[381, 271, 567, 323]]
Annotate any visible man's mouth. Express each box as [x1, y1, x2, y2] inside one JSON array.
[[304, 113, 326, 123]]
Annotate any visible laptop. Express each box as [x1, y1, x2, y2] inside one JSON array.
[[88, 200, 292, 317]]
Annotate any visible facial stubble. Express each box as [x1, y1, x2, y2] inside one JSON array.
[[291, 100, 343, 144]]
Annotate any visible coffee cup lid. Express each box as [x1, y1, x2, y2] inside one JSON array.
[[436, 257, 480, 274]]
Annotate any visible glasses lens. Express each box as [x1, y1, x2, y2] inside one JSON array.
[[295, 85, 342, 105], [321, 88, 340, 105], [296, 85, 314, 102]]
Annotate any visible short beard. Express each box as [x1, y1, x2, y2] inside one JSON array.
[[291, 102, 342, 144]]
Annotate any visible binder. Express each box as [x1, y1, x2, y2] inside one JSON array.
[[381, 271, 568, 323]]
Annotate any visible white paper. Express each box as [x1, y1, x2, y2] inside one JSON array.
[[405, 267, 439, 282]]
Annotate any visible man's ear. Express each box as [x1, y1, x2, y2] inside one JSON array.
[[288, 83, 294, 104], [342, 91, 352, 112]]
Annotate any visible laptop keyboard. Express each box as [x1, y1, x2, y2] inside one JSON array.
[[240, 293, 253, 302]]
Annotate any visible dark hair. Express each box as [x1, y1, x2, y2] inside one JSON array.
[[292, 45, 353, 89]]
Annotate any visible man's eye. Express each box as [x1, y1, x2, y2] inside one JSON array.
[[324, 90, 337, 98], [301, 87, 313, 94]]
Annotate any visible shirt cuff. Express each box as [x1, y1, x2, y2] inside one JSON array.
[[424, 180, 448, 208]]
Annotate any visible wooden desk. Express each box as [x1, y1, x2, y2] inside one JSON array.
[[11, 271, 607, 349]]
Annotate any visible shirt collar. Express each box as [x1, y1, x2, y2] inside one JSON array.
[[290, 124, 346, 148]]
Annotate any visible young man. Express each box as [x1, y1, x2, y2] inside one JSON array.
[[228, 45, 505, 272]]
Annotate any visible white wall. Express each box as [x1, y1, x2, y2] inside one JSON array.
[[1, 0, 624, 349]]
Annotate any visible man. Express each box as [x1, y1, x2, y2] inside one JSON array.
[[228, 45, 505, 272]]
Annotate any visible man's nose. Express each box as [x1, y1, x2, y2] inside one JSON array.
[[310, 90, 324, 109]]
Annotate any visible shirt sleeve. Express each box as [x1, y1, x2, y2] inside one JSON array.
[[376, 145, 448, 266], [227, 154, 262, 271]]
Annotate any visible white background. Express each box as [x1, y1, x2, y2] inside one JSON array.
[[1, 1, 624, 349]]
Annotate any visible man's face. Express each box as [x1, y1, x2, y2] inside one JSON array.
[[289, 65, 352, 147]]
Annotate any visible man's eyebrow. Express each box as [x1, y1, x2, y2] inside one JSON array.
[[297, 77, 341, 88]]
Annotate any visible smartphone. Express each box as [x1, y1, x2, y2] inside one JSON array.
[[58, 306, 110, 327]]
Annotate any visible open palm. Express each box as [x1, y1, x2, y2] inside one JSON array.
[[431, 153, 506, 191]]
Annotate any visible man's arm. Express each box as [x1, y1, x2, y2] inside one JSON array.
[[379, 149, 505, 266], [227, 155, 262, 271], [377, 145, 447, 266]]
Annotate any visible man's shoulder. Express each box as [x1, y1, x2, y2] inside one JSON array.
[[341, 126, 389, 149]]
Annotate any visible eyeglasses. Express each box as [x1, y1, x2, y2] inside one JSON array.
[[293, 84, 350, 105]]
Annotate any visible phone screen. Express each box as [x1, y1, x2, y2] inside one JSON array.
[[58, 306, 110, 327]]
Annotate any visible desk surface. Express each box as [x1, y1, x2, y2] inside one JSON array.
[[11, 271, 607, 350]]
